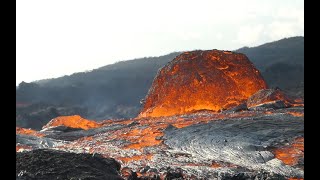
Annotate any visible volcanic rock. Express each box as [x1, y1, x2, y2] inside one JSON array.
[[42, 123, 130, 141], [223, 103, 248, 113], [40, 125, 83, 134], [163, 109, 304, 178], [121, 167, 138, 180], [16, 134, 65, 152], [247, 88, 304, 110], [16, 107, 304, 179], [16, 149, 123, 180], [138, 50, 267, 118]]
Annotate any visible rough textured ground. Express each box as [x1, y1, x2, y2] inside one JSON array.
[[16, 106, 304, 179], [16, 149, 123, 180]]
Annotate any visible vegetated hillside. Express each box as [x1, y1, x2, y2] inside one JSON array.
[[35, 52, 180, 88], [16, 37, 304, 129]]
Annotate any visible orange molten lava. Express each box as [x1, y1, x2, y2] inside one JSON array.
[[211, 161, 237, 168], [118, 124, 166, 150], [118, 154, 153, 164], [287, 111, 304, 117], [109, 111, 260, 151], [56, 109, 303, 176], [16, 127, 44, 137], [16, 144, 32, 152], [211, 163, 222, 168], [139, 50, 267, 118], [42, 115, 102, 130], [273, 137, 304, 166]]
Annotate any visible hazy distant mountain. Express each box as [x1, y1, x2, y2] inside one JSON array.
[[236, 36, 304, 71], [236, 36, 304, 94], [16, 36, 304, 129]]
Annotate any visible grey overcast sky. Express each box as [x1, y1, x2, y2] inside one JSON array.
[[16, 0, 304, 85]]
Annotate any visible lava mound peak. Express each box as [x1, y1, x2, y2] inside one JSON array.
[[139, 50, 268, 118]]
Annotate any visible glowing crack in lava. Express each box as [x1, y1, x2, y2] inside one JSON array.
[[138, 50, 268, 118], [273, 137, 304, 166]]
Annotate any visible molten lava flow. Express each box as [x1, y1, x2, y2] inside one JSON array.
[[287, 111, 304, 117], [139, 50, 267, 118], [16, 127, 44, 137], [211, 161, 237, 168], [118, 124, 166, 150], [42, 115, 102, 130], [210, 163, 222, 168], [247, 88, 304, 109], [101, 119, 134, 126], [273, 137, 304, 166], [52, 106, 303, 179], [16, 144, 32, 152], [107, 111, 264, 153], [118, 154, 153, 164]]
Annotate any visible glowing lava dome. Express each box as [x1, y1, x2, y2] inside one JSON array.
[[139, 50, 268, 118]]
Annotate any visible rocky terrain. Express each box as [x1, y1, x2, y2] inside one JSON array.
[[16, 106, 304, 179], [16, 49, 304, 179], [16, 149, 123, 180]]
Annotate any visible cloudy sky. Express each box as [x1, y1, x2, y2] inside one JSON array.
[[16, 0, 304, 85]]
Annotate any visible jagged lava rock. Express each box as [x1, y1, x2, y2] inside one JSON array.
[[42, 115, 102, 130], [247, 88, 304, 110], [16, 149, 123, 180], [139, 50, 268, 118]]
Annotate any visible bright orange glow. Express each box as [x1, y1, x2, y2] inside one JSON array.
[[118, 154, 153, 163], [211, 161, 237, 168], [42, 115, 103, 130], [287, 112, 304, 117], [119, 124, 166, 149], [138, 50, 267, 118], [265, 111, 273, 114], [211, 163, 222, 168], [273, 137, 304, 166], [55, 109, 303, 176], [101, 119, 134, 126], [16, 144, 32, 152], [16, 127, 44, 137], [109, 111, 261, 152], [182, 161, 236, 168]]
